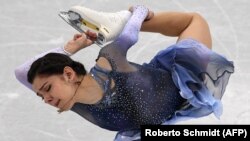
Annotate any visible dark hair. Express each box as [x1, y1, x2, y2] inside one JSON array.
[[27, 53, 86, 84]]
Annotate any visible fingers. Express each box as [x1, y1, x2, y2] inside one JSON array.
[[70, 30, 97, 48], [128, 6, 154, 21], [77, 34, 93, 46], [73, 33, 82, 40], [73, 30, 97, 41], [145, 10, 154, 21], [86, 30, 97, 41]]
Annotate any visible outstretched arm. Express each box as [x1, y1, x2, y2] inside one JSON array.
[[15, 47, 72, 90], [141, 12, 212, 49], [15, 31, 96, 90], [113, 6, 149, 50]]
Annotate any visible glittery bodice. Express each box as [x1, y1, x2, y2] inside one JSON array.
[[84, 62, 184, 131], [71, 6, 186, 131], [72, 62, 185, 131]]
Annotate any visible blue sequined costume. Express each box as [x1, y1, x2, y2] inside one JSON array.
[[71, 6, 234, 141]]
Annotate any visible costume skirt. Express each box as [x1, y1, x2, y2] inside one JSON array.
[[114, 38, 234, 141]]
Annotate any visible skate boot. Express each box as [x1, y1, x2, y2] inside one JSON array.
[[59, 6, 131, 47]]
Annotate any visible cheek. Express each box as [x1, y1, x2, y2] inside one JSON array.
[[52, 83, 74, 100]]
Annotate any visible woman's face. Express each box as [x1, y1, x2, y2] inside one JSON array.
[[32, 68, 77, 111]]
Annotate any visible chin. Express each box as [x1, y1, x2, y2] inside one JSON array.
[[58, 100, 76, 112]]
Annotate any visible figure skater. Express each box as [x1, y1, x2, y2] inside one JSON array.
[[14, 5, 234, 141]]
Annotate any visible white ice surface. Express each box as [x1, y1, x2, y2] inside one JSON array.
[[0, 0, 249, 141]]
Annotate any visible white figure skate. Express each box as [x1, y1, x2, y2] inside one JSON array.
[[59, 6, 131, 47]]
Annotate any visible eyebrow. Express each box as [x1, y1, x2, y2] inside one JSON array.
[[36, 81, 48, 97], [39, 81, 48, 91]]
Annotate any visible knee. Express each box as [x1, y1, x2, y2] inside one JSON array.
[[191, 12, 204, 19]]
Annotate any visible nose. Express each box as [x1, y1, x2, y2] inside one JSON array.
[[43, 94, 53, 104]]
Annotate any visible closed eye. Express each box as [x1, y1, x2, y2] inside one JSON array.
[[46, 85, 51, 92]]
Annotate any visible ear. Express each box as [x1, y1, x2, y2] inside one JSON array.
[[63, 66, 76, 82]]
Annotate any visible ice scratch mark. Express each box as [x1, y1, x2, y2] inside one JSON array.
[[213, 0, 241, 71], [171, 0, 189, 11], [66, 127, 82, 141], [30, 128, 74, 141], [129, 34, 162, 62], [0, 37, 64, 47]]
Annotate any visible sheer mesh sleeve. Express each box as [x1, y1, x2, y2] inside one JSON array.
[[14, 47, 72, 90], [97, 6, 149, 72]]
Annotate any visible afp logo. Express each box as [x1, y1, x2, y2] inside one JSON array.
[[223, 129, 247, 138]]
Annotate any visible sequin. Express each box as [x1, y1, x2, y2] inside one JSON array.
[[71, 5, 186, 131]]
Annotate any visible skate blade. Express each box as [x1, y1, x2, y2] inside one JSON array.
[[59, 11, 84, 33], [59, 11, 105, 47]]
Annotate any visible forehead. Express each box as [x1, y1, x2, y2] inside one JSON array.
[[32, 75, 50, 91]]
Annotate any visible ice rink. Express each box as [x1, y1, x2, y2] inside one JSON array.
[[1, 0, 249, 140]]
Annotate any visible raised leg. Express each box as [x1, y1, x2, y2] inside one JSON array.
[[141, 12, 212, 49], [112, 6, 149, 49]]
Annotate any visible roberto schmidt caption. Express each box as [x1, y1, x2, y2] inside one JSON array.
[[141, 125, 249, 140]]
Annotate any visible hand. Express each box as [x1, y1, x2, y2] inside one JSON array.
[[64, 30, 97, 54], [128, 6, 154, 21]]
